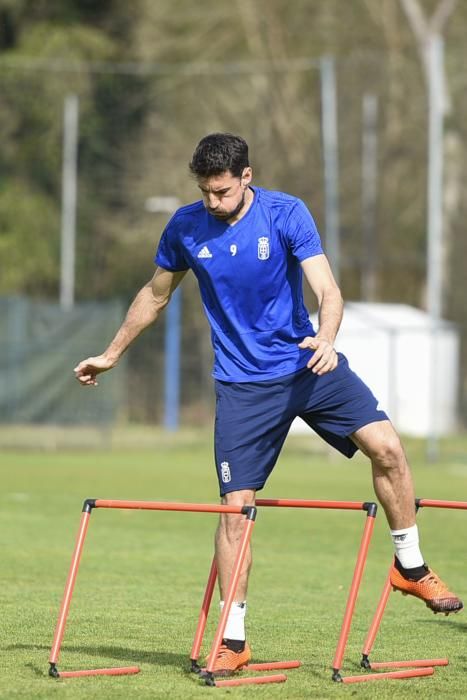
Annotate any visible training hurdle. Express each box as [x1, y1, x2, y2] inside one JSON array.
[[49, 496, 447, 687], [48, 498, 263, 685], [359, 498, 466, 675], [190, 498, 405, 684]]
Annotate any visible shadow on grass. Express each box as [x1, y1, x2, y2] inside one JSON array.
[[6, 642, 189, 673], [25, 662, 46, 677], [416, 617, 467, 633]]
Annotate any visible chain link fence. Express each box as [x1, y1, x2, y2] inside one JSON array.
[[0, 297, 125, 425]]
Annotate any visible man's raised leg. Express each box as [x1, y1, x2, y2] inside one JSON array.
[[352, 420, 462, 615]]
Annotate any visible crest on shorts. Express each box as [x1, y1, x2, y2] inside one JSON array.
[[257, 236, 270, 260], [221, 461, 231, 483]]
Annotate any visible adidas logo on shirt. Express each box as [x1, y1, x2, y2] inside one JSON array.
[[197, 246, 213, 259]]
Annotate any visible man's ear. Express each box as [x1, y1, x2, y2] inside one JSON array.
[[241, 167, 253, 187]]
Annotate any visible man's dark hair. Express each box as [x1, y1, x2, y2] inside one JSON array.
[[189, 133, 249, 179]]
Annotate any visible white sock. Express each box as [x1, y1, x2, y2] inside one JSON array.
[[219, 600, 247, 641], [390, 524, 424, 569]]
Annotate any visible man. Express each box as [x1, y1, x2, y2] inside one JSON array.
[[75, 133, 462, 676]]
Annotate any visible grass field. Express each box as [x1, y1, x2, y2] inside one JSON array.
[[1, 428, 466, 699]]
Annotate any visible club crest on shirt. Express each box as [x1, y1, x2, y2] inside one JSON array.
[[257, 236, 270, 260]]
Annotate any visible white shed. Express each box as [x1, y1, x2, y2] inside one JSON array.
[[291, 303, 459, 437]]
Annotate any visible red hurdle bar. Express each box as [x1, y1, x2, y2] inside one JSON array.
[[58, 666, 140, 678], [360, 564, 393, 666], [360, 497, 467, 673], [370, 658, 448, 670], [418, 499, 467, 510], [245, 660, 302, 671], [190, 498, 378, 684], [196, 508, 293, 687], [257, 498, 366, 510], [215, 673, 288, 687], [49, 499, 256, 681], [258, 499, 378, 683], [342, 667, 434, 683], [331, 505, 376, 682], [203, 512, 257, 685], [49, 507, 92, 670], [94, 499, 249, 513], [190, 557, 218, 669]]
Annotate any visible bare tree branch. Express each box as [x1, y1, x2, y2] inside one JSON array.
[[431, 0, 458, 33], [400, 0, 428, 47], [400, 0, 457, 106]]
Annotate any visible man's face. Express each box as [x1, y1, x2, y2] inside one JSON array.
[[197, 168, 252, 221]]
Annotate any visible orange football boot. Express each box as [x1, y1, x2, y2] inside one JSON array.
[[207, 642, 252, 677], [390, 564, 463, 615]]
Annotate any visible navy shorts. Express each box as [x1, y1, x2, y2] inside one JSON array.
[[214, 353, 388, 496]]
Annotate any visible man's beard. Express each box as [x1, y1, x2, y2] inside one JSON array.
[[209, 191, 246, 221]]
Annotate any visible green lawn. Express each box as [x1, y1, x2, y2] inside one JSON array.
[[1, 430, 466, 699]]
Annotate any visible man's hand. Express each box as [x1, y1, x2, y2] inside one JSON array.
[[74, 355, 116, 386], [298, 336, 338, 375]]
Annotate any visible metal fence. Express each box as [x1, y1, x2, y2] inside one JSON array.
[[0, 297, 125, 425]]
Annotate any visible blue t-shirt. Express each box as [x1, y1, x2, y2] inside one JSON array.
[[155, 187, 323, 382]]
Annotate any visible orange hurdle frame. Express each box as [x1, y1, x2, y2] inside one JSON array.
[[48, 498, 258, 684], [360, 498, 467, 674], [190, 498, 382, 683]]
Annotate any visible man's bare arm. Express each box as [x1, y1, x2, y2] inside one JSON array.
[[74, 267, 187, 386], [298, 254, 343, 375]]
